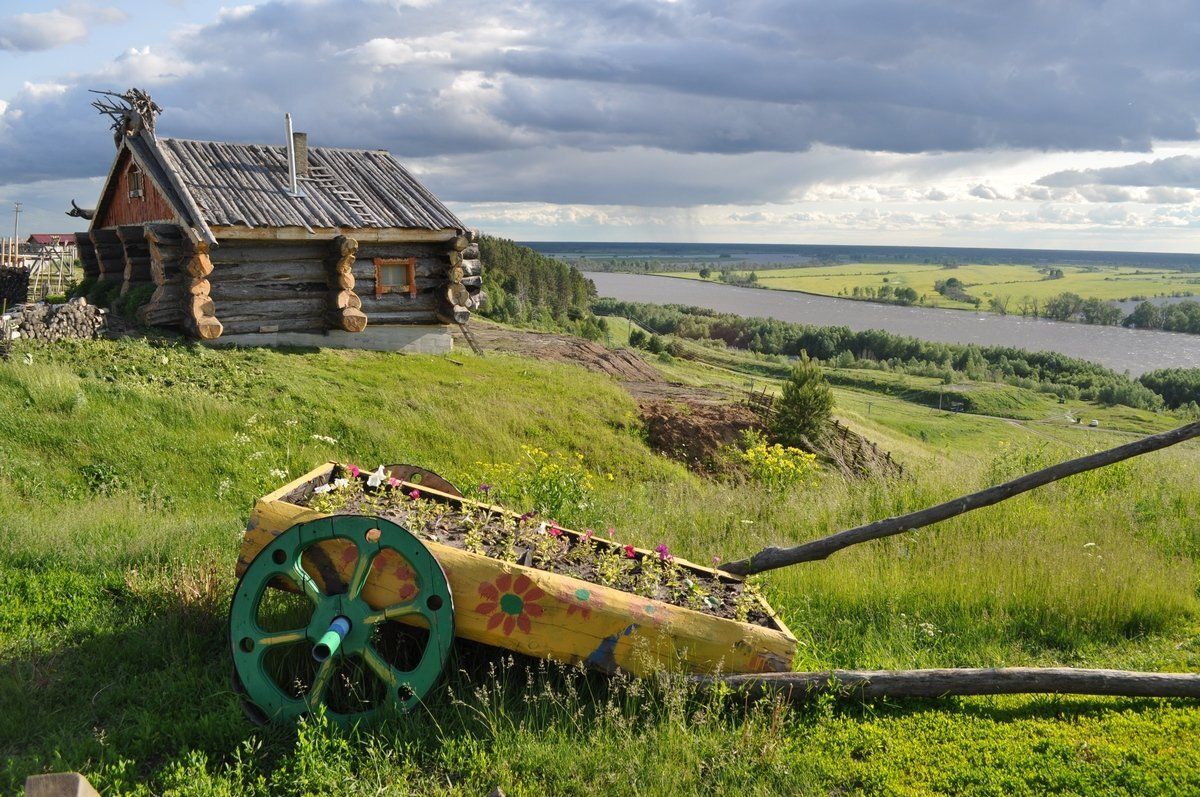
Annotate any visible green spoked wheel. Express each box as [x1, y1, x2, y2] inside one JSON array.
[[229, 515, 454, 725]]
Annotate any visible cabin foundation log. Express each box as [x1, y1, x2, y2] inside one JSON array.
[[326, 235, 367, 333], [89, 229, 124, 282], [138, 223, 191, 326], [117, 225, 152, 296], [76, 234, 100, 279], [182, 242, 223, 340]]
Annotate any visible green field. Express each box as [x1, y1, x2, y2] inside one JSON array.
[[4, 336, 1200, 795], [672, 263, 1200, 311]]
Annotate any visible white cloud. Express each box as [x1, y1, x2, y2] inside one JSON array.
[[0, 4, 125, 52], [968, 184, 1005, 200]]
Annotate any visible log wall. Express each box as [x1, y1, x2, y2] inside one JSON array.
[[117, 225, 153, 297], [134, 226, 482, 340], [76, 234, 100, 279]]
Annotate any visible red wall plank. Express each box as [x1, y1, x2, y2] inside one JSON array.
[[94, 150, 177, 228]]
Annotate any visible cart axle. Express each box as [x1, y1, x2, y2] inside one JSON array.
[[312, 616, 351, 662]]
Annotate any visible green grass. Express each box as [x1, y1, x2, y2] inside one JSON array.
[[671, 262, 1200, 312], [3, 336, 1200, 794]]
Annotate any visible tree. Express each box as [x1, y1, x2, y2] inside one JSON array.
[[698, 267, 712, 279], [771, 353, 834, 447], [1125, 301, 1163, 329]]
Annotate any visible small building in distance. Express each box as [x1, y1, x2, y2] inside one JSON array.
[[74, 89, 482, 352], [26, 234, 79, 259]]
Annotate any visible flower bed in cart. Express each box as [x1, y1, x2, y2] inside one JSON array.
[[238, 463, 797, 677]]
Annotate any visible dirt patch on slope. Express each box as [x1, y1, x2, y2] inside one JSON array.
[[640, 399, 762, 475], [456, 322, 663, 382]]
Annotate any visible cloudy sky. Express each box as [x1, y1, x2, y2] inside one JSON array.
[[2, 0, 1200, 251]]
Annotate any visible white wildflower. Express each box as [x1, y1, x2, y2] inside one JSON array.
[[233, 432, 250, 445], [366, 465, 387, 488], [269, 468, 287, 479], [249, 450, 265, 460], [311, 434, 337, 444], [1083, 542, 1097, 549], [244, 413, 259, 427], [284, 418, 299, 427], [313, 483, 334, 494]]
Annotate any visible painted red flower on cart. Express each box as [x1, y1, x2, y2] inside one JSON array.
[[562, 586, 600, 620], [337, 544, 417, 601], [476, 572, 546, 635]]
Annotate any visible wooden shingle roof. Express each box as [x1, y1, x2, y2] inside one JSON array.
[[157, 138, 465, 234], [96, 131, 465, 246]]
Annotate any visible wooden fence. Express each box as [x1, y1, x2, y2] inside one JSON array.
[[0, 237, 25, 268]]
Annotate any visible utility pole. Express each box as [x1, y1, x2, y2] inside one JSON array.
[[11, 202, 21, 266]]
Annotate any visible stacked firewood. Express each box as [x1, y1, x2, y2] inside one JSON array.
[[0, 266, 31, 308], [3, 298, 107, 342]]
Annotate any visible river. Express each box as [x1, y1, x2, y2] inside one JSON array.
[[585, 272, 1200, 376]]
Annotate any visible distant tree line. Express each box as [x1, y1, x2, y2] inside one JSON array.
[[844, 283, 920, 306], [594, 298, 1177, 411], [576, 258, 809, 274], [479, 236, 605, 339], [1137, 368, 1200, 414], [1123, 300, 1200, 335]]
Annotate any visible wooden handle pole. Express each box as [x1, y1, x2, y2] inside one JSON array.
[[700, 667, 1200, 700], [721, 421, 1200, 577]]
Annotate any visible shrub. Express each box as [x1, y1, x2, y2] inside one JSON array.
[[738, 430, 819, 492], [770, 352, 833, 447], [473, 445, 596, 521], [115, 283, 157, 322]]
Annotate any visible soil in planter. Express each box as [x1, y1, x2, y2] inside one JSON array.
[[294, 468, 774, 629]]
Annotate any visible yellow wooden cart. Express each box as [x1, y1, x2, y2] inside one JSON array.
[[230, 462, 797, 724]]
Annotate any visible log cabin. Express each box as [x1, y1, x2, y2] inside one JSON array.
[[75, 97, 481, 353]]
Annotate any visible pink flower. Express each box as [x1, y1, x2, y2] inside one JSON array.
[[655, 543, 672, 562], [623, 544, 636, 559], [583, 529, 594, 541], [711, 555, 721, 566], [387, 477, 401, 488], [347, 464, 361, 478], [408, 489, 421, 500], [607, 527, 615, 539], [548, 523, 563, 537]]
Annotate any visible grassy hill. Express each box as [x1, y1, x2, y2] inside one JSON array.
[[3, 336, 1200, 794]]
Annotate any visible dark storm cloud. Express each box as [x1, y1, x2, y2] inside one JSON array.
[[2, 0, 1200, 207], [1038, 155, 1200, 189]]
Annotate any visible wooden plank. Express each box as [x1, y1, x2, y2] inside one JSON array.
[[219, 316, 326, 335], [208, 281, 327, 301], [704, 668, 1200, 700], [210, 225, 460, 243], [361, 310, 441, 325], [210, 260, 329, 283], [210, 243, 330, 264]]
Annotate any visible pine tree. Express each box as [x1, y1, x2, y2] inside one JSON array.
[[771, 353, 833, 447]]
